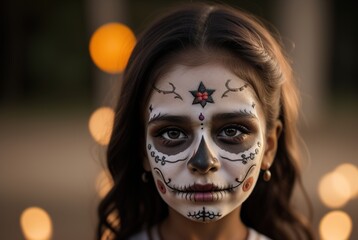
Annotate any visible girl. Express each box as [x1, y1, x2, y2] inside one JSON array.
[[97, 3, 314, 240]]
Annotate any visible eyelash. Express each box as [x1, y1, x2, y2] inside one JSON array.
[[156, 127, 188, 147], [217, 125, 250, 144]]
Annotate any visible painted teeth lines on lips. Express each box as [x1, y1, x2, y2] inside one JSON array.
[[177, 190, 229, 202], [174, 183, 234, 193]]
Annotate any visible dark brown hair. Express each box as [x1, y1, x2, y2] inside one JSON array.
[[97, 3, 314, 239]]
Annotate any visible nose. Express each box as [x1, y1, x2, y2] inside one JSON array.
[[187, 137, 220, 174]]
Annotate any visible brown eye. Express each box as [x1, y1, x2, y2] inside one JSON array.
[[224, 128, 239, 137], [217, 125, 250, 144], [157, 128, 188, 147], [167, 130, 181, 139], [160, 128, 187, 140], [219, 126, 244, 138]]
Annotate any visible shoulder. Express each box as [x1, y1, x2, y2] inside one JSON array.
[[247, 228, 272, 240], [128, 226, 160, 240]]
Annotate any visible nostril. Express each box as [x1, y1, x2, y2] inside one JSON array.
[[210, 166, 218, 172], [187, 158, 219, 174], [187, 137, 220, 174]]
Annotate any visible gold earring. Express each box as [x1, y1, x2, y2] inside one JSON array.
[[142, 172, 149, 183], [262, 162, 271, 182], [263, 169, 271, 182]]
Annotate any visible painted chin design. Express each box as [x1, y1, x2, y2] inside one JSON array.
[[187, 207, 222, 222]]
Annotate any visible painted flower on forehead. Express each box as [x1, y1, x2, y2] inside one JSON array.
[[190, 81, 215, 108]]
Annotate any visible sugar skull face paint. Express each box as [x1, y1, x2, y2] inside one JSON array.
[[145, 63, 266, 223]]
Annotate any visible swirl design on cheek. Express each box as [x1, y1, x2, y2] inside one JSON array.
[[154, 168, 172, 185], [220, 142, 261, 164], [187, 207, 222, 222], [221, 79, 248, 98], [234, 164, 256, 185]]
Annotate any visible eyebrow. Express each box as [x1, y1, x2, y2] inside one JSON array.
[[148, 114, 191, 125], [212, 110, 257, 121]]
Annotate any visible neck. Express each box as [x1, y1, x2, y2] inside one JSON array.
[[160, 207, 248, 240]]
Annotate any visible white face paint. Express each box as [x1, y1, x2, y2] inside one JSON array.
[[145, 63, 266, 223]]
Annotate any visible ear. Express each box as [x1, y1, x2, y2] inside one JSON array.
[[261, 120, 282, 170]]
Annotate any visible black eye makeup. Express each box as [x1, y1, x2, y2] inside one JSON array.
[[147, 110, 260, 156], [148, 120, 194, 155], [211, 115, 258, 154]]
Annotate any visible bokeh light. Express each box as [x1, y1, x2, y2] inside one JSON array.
[[88, 107, 115, 145], [101, 229, 115, 240], [318, 171, 351, 208], [319, 211, 352, 240], [334, 163, 358, 198], [107, 211, 120, 228], [96, 170, 114, 198], [20, 207, 52, 240], [89, 22, 136, 74], [100, 211, 120, 240]]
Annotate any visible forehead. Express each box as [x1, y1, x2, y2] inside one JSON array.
[[148, 63, 260, 117]]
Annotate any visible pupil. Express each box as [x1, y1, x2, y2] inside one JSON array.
[[225, 128, 237, 136], [168, 130, 180, 139]]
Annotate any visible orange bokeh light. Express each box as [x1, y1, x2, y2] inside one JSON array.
[[20, 207, 52, 240], [334, 163, 358, 198], [88, 107, 115, 145], [89, 22, 136, 74], [318, 171, 351, 208], [96, 170, 114, 198], [319, 211, 352, 240]]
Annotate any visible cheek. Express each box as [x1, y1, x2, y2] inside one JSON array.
[[221, 146, 263, 191], [242, 177, 254, 192], [157, 180, 167, 194], [146, 136, 191, 165], [218, 140, 263, 171]]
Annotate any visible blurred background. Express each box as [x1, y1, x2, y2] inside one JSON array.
[[1, 0, 357, 239]]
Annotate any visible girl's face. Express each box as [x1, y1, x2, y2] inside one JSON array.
[[145, 62, 266, 223]]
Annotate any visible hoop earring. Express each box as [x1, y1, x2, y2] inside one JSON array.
[[141, 171, 150, 183]]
